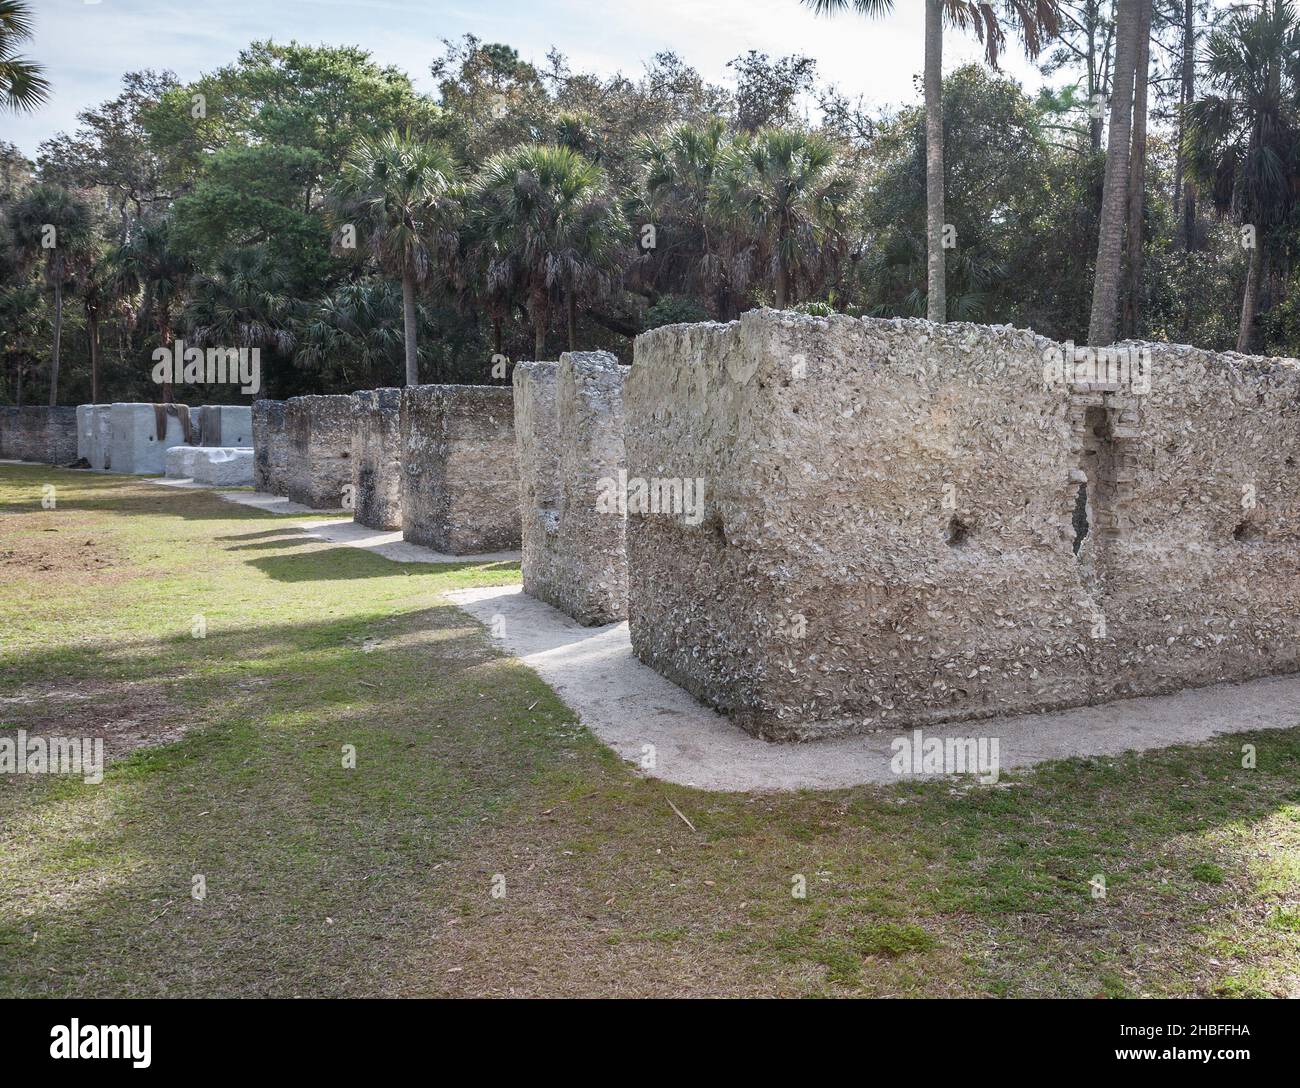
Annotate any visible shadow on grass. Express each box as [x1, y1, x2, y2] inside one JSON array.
[[0, 602, 582, 997]]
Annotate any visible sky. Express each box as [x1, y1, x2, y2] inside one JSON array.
[[5, 0, 1050, 159]]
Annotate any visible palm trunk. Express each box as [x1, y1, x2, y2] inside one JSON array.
[[401, 269, 419, 386], [566, 290, 577, 350], [1122, 0, 1153, 338], [924, 0, 946, 323], [49, 276, 64, 407], [1088, 0, 1140, 346], [88, 308, 101, 404], [1087, 0, 1103, 153], [1175, 0, 1197, 247], [1238, 233, 1263, 354], [775, 254, 788, 309], [158, 305, 173, 404]]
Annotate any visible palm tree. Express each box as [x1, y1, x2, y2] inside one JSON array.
[[1185, 0, 1300, 352], [114, 217, 194, 402], [1121, 0, 1154, 339], [330, 133, 461, 386], [0, 1, 49, 112], [80, 252, 113, 404], [637, 119, 734, 314], [7, 184, 92, 405], [471, 143, 628, 358], [710, 128, 851, 309], [183, 246, 296, 369], [804, 0, 1061, 322], [297, 280, 420, 389]]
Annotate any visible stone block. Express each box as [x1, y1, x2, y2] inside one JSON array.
[[514, 352, 629, 625], [400, 385, 520, 554], [351, 388, 403, 530], [108, 403, 193, 475], [625, 309, 1300, 740], [252, 399, 289, 494], [284, 395, 354, 509], [193, 405, 252, 447], [165, 445, 254, 486]]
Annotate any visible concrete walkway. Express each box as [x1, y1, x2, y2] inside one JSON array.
[[448, 584, 1300, 793], [148, 481, 523, 564], [214, 488, 521, 564]]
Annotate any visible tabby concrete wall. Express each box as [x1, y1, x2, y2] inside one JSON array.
[[400, 385, 520, 554], [0, 406, 79, 464], [1082, 341, 1300, 700], [192, 405, 252, 448], [625, 309, 1300, 741], [252, 399, 289, 494], [164, 445, 254, 486], [514, 352, 630, 625], [108, 403, 193, 475], [284, 395, 354, 509], [514, 363, 562, 604], [351, 389, 403, 530], [77, 405, 96, 462]]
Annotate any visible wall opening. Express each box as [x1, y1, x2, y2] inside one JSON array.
[[1074, 405, 1119, 569], [1234, 519, 1262, 542], [945, 516, 970, 547], [1072, 483, 1090, 556]]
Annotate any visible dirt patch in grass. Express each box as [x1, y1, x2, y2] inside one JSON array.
[[0, 514, 132, 584], [0, 679, 190, 764]]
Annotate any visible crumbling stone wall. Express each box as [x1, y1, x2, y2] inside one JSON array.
[[284, 395, 354, 509], [400, 385, 520, 554], [0, 406, 79, 464], [351, 389, 403, 530], [77, 405, 96, 463], [192, 405, 252, 448], [514, 352, 630, 625], [1080, 341, 1300, 701], [514, 362, 562, 603], [252, 399, 289, 494], [625, 309, 1300, 741], [86, 406, 113, 470], [108, 403, 192, 475]]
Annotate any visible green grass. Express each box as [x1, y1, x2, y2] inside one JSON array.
[[2, 464, 1299, 997]]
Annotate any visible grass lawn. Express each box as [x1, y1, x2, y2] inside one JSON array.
[[1, 463, 1298, 998]]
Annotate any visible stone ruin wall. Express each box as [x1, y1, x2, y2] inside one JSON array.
[[284, 395, 354, 509], [400, 385, 520, 555], [625, 309, 1300, 741], [514, 362, 562, 601], [1084, 342, 1300, 699], [514, 352, 630, 625], [351, 389, 403, 530], [252, 399, 289, 494], [108, 403, 193, 474], [0, 406, 79, 464], [191, 405, 252, 448]]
